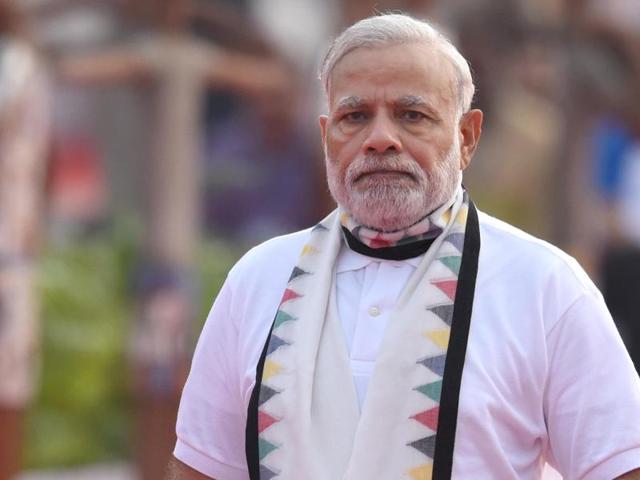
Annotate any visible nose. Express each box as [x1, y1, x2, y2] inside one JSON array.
[[362, 113, 402, 154]]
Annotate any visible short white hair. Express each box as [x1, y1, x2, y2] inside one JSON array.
[[319, 13, 475, 115]]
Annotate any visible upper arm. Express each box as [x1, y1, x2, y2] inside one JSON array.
[[166, 456, 216, 480], [617, 468, 640, 480], [173, 279, 250, 479], [544, 292, 640, 479]]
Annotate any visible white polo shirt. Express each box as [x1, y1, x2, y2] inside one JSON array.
[[174, 212, 640, 480]]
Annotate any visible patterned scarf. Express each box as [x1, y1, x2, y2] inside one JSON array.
[[339, 193, 457, 260], [246, 187, 480, 480]]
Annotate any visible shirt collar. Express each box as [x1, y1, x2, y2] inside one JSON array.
[[335, 243, 423, 273]]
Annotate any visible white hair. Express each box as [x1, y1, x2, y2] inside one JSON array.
[[319, 13, 475, 116]]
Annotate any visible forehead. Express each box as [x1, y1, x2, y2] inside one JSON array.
[[327, 42, 457, 111]]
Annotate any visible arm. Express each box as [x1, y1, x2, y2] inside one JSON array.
[[171, 280, 250, 479], [545, 291, 640, 479], [618, 468, 640, 480], [165, 456, 216, 480]]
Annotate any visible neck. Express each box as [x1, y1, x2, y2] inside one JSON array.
[[339, 186, 463, 259]]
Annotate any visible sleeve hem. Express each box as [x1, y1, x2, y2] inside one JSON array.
[[581, 447, 640, 480], [173, 438, 249, 480]]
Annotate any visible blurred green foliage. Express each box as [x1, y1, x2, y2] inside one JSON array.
[[25, 230, 241, 469]]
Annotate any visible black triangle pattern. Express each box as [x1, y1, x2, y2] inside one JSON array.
[[259, 464, 279, 480], [444, 232, 464, 252], [408, 435, 437, 459], [266, 334, 290, 355], [259, 385, 280, 406], [427, 304, 454, 326], [289, 266, 309, 281], [417, 354, 446, 377]]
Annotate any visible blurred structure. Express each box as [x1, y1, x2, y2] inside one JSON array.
[[577, 0, 640, 371], [38, 0, 304, 478], [202, 81, 321, 242], [4, 0, 638, 478], [0, 1, 51, 477]]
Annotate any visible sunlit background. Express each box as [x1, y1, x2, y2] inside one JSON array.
[[1, 0, 639, 479]]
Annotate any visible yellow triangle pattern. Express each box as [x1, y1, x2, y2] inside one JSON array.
[[424, 329, 450, 349], [301, 244, 319, 256], [263, 359, 283, 381], [455, 205, 468, 225], [441, 208, 452, 225], [408, 463, 433, 480]]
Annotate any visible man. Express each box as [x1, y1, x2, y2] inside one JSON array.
[[167, 14, 640, 480]]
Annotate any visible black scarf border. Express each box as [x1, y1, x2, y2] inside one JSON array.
[[246, 201, 481, 480], [432, 200, 480, 479], [246, 317, 275, 479], [341, 226, 436, 260]]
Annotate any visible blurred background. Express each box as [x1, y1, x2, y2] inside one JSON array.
[[0, 0, 639, 479]]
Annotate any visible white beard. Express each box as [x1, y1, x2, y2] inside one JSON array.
[[326, 137, 462, 232]]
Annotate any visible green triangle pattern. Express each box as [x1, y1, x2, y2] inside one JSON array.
[[273, 310, 296, 329], [259, 437, 278, 461], [439, 255, 461, 275], [414, 380, 443, 402]]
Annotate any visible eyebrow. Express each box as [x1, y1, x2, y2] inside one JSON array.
[[334, 94, 440, 117], [335, 96, 366, 110], [396, 95, 429, 108]]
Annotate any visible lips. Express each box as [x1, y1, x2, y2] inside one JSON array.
[[354, 170, 415, 182]]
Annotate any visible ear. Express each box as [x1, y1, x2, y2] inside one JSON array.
[[319, 115, 328, 151], [458, 109, 483, 171]]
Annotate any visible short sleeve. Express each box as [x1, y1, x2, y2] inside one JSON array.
[[544, 291, 640, 479], [174, 279, 250, 480]]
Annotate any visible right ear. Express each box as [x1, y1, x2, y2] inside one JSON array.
[[319, 115, 328, 151]]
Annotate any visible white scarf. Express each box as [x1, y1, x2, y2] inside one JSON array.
[[247, 187, 479, 480]]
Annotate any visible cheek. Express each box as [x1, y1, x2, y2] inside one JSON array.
[[326, 125, 362, 169], [406, 135, 452, 170], [404, 142, 435, 170]]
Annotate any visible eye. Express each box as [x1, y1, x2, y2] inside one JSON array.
[[342, 111, 368, 123], [399, 110, 428, 122]]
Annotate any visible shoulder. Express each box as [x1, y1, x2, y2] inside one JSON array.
[[475, 211, 602, 332], [222, 228, 313, 311], [228, 228, 311, 283], [477, 211, 597, 293]]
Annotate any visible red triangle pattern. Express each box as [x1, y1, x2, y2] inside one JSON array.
[[258, 410, 280, 434], [431, 279, 457, 301], [281, 288, 302, 303], [411, 407, 439, 431], [369, 235, 393, 248]]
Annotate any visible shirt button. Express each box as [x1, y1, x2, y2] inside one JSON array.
[[368, 306, 381, 317]]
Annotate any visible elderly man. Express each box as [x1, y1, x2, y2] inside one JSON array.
[[167, 14, 640, 480]]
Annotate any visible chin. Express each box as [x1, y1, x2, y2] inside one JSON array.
[[350, 204, 423, 232]]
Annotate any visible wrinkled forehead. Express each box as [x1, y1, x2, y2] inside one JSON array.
[[326, 43, 460, 110]]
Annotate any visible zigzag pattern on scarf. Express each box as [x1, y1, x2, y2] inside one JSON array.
[[407, 202, 468, 479], [255, 191, 470, 480]]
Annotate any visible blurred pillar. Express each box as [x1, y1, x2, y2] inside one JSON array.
[[0, 31, 50, 479], [131, 35, 209, 480], [53, 2, 292, 475]]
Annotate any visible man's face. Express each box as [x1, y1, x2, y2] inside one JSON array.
[[320, 42, 476, 232]]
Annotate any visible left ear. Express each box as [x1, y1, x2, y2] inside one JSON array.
[[458, 109, 483, 171]]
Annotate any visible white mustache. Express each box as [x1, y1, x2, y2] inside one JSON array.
[[347, 154, 422, 183]]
